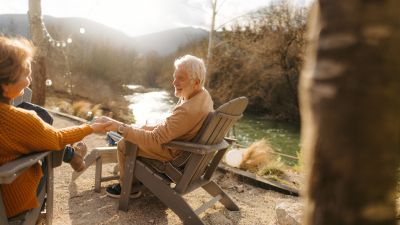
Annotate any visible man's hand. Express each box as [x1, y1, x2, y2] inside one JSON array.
[[93, 116, 123, 132], [90, 121, 113, 133]]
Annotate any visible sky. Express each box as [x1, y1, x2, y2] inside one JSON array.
[[0, 0, 313, 37]]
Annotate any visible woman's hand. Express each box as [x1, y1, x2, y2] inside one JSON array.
[[90, 121, 113, 133], [93, 116, 123, 132]]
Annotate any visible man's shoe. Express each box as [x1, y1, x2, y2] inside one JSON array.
[[69, 142, 87, 172], [106, 183, 142, 199]]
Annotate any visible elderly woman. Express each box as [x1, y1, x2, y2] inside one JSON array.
[[0, 36, 110, 218]]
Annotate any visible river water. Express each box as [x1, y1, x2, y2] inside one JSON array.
[[125, 86, 301, 165]]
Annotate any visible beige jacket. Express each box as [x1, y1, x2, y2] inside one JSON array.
[[121, 88, 213, 161]]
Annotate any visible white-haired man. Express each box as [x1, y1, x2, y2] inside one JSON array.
[[96, 55, 214, 198]]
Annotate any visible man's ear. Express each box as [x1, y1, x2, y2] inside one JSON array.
[[194, 79, 200, 87]]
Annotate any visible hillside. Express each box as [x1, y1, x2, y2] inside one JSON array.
[[0, 14, 208, 111], [0, 14, 208, 55]]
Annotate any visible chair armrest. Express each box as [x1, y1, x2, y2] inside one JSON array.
[[162, 140, 229, 155], [224, 137, 237, 145], [0, 151, 50, 184]]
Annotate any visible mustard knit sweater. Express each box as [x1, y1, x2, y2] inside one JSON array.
[[0, 102, 92, 218]]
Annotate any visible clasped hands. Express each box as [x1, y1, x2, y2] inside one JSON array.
[[89, 116, 123, 133]]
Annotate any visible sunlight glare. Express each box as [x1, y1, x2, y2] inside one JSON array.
[[91, 0, 174, 36], [126, 90, 173, 126]]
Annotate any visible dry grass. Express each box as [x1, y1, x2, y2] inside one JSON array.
[[45, 97, 102, 121], [45, 92, 134, 123], [71, 101, 102, 121], [237, 139, 303, 191], [239, 139, 270, 171], [240, 139, 286, 177]]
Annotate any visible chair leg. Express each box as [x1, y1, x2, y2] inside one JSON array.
[[202, 181, 239, 211], [134, 162, 204, 225], [119, 142, 138, 211], [45, 155, 54, 225], [0, 192, 8, 225], [94, 157, 103, 193]]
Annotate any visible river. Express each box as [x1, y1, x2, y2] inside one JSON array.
[[125, 86, 301, 165]]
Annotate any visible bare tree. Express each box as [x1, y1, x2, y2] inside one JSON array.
[[28, 0, 48, 105], [301, 1, 400, 225], [206, 0, 234, 88], [206, 0, 217, 69]]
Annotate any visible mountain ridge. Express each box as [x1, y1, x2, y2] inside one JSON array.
[[0, 14, 208, 55]]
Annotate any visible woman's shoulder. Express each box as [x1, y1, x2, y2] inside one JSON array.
[[3, 104, 41, 123]]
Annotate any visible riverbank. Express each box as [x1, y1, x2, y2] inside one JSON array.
[[45, 89, 134, 123], [45, 90, 302, 192], [51, 112, 300, 225]]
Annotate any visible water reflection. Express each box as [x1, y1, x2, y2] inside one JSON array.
[[125, 88, 301, 164], [233, 116, 300, 165], [125, 91, 175, 126]]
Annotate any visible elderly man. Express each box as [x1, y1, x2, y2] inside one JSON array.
[[97, 55, 214, 198]]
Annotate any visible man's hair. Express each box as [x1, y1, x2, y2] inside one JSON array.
[[174, 55, 206, 87], [0, 36, 35, 102]]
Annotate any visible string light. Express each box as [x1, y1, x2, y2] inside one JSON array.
[[45, 79, 53, 86]]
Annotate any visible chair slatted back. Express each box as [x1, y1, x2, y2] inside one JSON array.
[[175, 97, 248, 193], [196, 97, 248, 144]]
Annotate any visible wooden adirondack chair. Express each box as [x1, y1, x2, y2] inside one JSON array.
[[0, 88, 62, 225], [118, 96, 248, 225], [82, 97, 248, 224]]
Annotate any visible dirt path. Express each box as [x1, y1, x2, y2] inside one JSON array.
[[51, 113, 299, 225]]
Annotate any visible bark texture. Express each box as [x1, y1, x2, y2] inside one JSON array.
[[28, 0, 47, 105], [301, 1, 400, 225]]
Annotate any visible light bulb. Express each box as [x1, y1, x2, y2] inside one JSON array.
[[45, 79, 52, 86]]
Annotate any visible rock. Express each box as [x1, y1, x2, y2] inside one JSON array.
[[275, 202, 303, 225], [235, 185, 245, 193], [207, 213, 232, 225]]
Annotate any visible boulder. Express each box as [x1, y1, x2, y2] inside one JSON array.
[[276, 201, 303, 225]]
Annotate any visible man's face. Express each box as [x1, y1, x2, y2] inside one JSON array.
[[172, 66, 199, 100]]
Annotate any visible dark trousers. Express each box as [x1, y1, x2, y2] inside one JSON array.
[[16, 102, 75, 194]]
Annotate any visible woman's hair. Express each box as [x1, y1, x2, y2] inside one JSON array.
[[0, 36, 35, 101], [174, 55, 206, 87]]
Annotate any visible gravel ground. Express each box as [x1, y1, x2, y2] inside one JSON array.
[[51, 113, 299, 225]]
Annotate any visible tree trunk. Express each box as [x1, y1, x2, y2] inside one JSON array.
[[301, 1, 400, 225], [28, 0, 47, 106], [205, 0, 217, 88]]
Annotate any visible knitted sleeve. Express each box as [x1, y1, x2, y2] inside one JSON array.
[[10, 108, 93, 153]]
